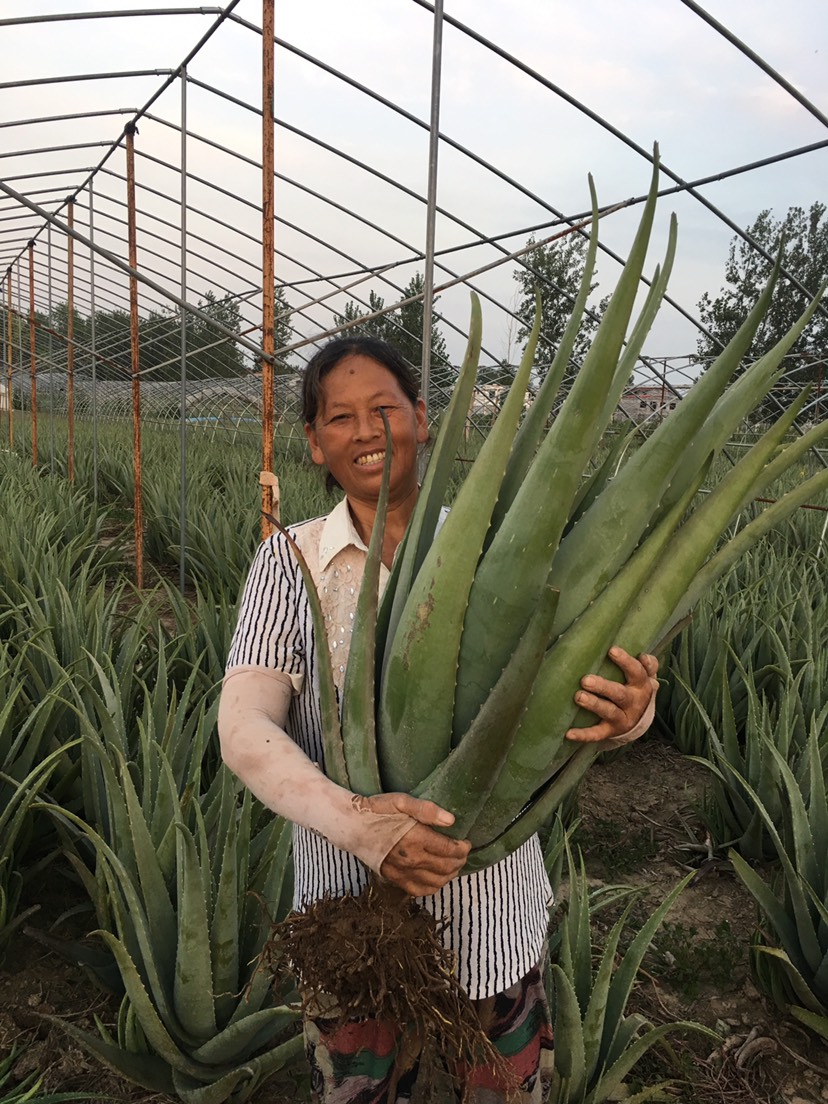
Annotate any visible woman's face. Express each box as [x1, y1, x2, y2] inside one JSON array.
[[304, 354, 428, 509]]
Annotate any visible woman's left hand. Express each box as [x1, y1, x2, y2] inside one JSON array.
[[565, 647, 659, 744]]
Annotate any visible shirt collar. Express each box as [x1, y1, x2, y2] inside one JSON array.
[[318, 497, 368, 573]]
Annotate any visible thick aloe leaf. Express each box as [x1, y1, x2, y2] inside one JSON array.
[[464, 744, 597, 868], [235, 788, 254, 914], [598, 213, 676, 425], [235, 816, 294, 1020], [730, 850, 812, 977], [548, 261, 788, 642], [414, 584, 559, 837], [752, 412, 828, 492], [467, 468, 708, 848], [660, 278, 825, 518], [789, 1004, 828, 1041], [565, 424, 638, 535], [1, 739, 80, 846], [172, 1067, 252, 1102], [378, 299, 539, 793], [549, 965, 587, 1096], [453, 163, 664, 742], [116, 753, 176, 981], [377, 292, 483, 675], [588, 391, 816, 677], [190, 1007, 298, 1064], [574, 875, 595, 1014], [340, 413, 393, 796], [753, 944, 825, 1014], [41, 1014, 175, 1093], [491, 178, 601, 530], [94, 930, 208, 1077], [172, 1034, 304, 1104], [581, 911, 629, 1086], [174, 823, 219, 1041], [210, 806, 241, 1031], [663, 469, 828, 636]]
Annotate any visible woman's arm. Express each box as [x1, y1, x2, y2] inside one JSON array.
[[218, 666, 469, 894]]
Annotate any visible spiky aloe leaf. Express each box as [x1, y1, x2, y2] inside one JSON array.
[[490, 178, 601, 530], [549, 966, 587, 1095], [95, 928, 209, 1076], [340, 411, 393, 796], [210, 785, 241, 1031], [564, 423, 638, 534], [377, 292, 483, 673], [453, 163, 666, 742], [170, 1034, 304, 1104], [547, 258, 797, 643], [590, 1021, 714, 1104], [788, 1004, 828, 1041], [378, 297, 540, 792], [727, 747, 825, 984], [413, 583, 559, 837], [37, 1015, 176, 1093], [174, 823, 219, 1041], [466, 463, 710, 850], [547, 848, 712, 1104], [655, 278, 826, 522], [190, 1007, 298, 1064], [600, 874, 695, 1065], [39, 803, 194, 1045], [112, 750, 177, 980], [662, 467, 828, 636]]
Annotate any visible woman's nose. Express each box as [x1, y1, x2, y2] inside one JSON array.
[[354, 410, 383, 439]]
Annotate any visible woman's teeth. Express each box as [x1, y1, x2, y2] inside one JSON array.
[[356, 451, 385, 466]]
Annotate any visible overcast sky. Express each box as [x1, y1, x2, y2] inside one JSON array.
[[2, 0, 826, 377]]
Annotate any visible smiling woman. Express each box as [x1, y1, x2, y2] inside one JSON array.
[[218, 332, 657, 1103], [302, 340, 429, 567]]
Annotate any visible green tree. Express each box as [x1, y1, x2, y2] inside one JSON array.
[[333, 274, 455, 406], [697, 204, 828, 392], [274, 284, 295, 375], [186, 291, 246, 379], [513, 233, 603, 384], [94, 308, 132, 380], [477, 358, 516, 387]]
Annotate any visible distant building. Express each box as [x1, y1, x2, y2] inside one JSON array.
[[469, 382, 510, 417], [616, 384, 688, 422]]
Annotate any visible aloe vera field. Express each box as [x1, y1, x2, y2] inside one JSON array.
[[3, 2, 828, 1102], [1, 387, 827, 1103]]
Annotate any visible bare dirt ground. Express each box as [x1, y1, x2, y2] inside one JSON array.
[[2, 733, 828, 1103]]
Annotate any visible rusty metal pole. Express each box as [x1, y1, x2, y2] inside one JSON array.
[[28, 240, 37, 467], [47, 224, 55, 463], [421, 0, 445, 417], [125, 122, 144, 588], [5, 271, 12, 446], [260, 0, 276, 539], [179, 67, 189, 593], [88, 178, 99, 504], [66, 196, 76, 482]]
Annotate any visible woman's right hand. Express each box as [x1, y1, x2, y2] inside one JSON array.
[[355, 792, 471, 896]]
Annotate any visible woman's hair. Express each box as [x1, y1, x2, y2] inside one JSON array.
[[301, 335, 419, 425]]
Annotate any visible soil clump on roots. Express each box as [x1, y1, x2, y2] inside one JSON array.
[[266, 878, 519, 1098]]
